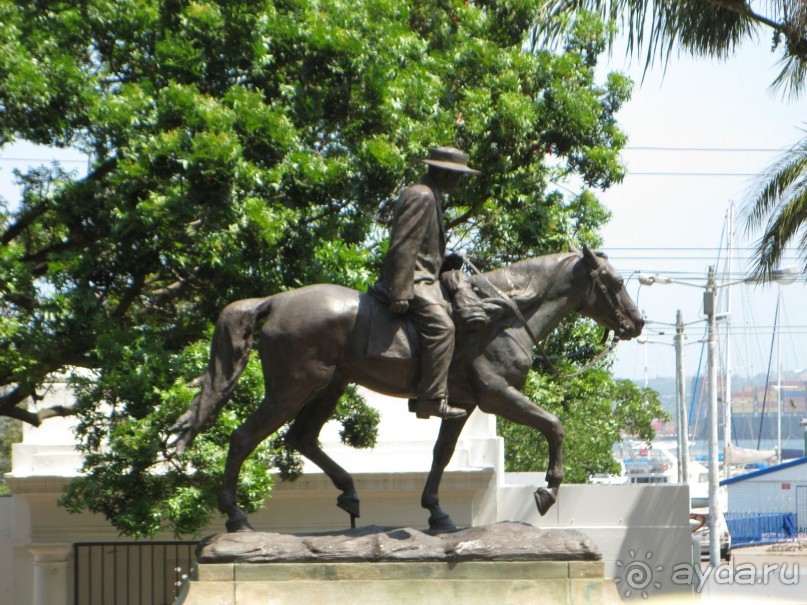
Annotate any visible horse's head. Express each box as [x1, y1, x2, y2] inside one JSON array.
[[575, 246, 643, 340]]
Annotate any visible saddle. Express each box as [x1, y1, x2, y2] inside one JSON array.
[[366, 269, 502, 360], [366, 297, 421, 360]]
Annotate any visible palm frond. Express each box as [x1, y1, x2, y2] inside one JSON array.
[[533, 0, 757, 64], [772, 50, 807, 98], [743, 133, 807, 279]]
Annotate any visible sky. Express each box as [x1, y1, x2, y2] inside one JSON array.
[[1, 30, 805, 386], [592, 36, 807, 383]]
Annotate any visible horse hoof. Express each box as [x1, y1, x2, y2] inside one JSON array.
[[428, 512, 457, 532], [337, 493, 361, 519], [534, 487, 557, 516]]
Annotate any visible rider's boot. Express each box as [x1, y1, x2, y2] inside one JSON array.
[[441, 269, 494, 331], [408, 398, 467, 420]]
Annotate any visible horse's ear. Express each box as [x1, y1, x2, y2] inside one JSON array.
[[567, 241, 580, 254], [582, 245, 599, 268]]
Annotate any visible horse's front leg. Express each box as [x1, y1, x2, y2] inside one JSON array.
[[477, 382, 564, 516], [422, 411, 471, 531]]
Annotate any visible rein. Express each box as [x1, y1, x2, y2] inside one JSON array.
[[460, 254, 620, 378]]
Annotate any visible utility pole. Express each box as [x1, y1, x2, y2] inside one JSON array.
[[777, 287, 783, 462], [705, 266, 720, 567], [675, 310, 689, 484], [723, 204, 733, 477]]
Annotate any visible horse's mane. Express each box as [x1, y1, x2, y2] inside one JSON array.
[[470, 252, 581, 304]]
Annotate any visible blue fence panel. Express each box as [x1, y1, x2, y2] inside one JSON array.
[[725, 513, 798, 547]]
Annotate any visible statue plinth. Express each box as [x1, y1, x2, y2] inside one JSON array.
[[176, 522, 621, 604]]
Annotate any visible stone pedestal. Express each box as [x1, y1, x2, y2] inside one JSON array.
[[175, 522, 621, 605], [178, 559, 620, 605]]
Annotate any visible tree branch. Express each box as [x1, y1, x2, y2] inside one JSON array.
[[0, 384, 33, 413], [4, 404, 77, 427], [150, 278, 191, 305], [446, 207, 478, 230], [111, 272, 147, 320], [708, 0, 806, 56], [1, 203, 49, 245], [21, 239, 85, 264], [2, 158, 118, 246], [301, 200, 352, 226]]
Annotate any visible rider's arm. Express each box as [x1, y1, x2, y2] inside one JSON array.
[[384, 187, 433, 303]]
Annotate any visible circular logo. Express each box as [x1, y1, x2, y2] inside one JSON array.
[[615, 549, 664, 599]]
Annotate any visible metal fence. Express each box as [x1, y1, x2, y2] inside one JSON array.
[[73, 542, 197, 605], [725, 512, 799, 547]]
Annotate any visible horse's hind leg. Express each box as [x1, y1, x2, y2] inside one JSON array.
[[218, 397, 295, 532], [284, 379, 361, 527], [421, 411, 470, 531]]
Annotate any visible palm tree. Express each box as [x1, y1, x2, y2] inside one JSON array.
[[743, 134, 807, 278], [535, 0, 806, 96], [534, 0, 807, 280]]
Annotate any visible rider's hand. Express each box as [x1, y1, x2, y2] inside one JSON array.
[[390, 299, 410, 314]]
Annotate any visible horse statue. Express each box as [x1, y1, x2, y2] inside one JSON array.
[[170, 246, 643, 532]]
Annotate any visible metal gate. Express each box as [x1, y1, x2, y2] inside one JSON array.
[[73, 542, 196, 605], [797, 485, 807, 536]]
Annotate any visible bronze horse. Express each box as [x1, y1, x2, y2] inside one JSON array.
[[171, 247, 643, 532]]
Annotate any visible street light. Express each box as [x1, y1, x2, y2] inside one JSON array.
[[637, 275, 700, 288]]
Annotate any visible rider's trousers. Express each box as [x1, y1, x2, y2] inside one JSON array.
[[409, 289, 455, 402]]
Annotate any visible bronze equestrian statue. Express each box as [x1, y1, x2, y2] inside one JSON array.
[[170, 247, 643, 532]]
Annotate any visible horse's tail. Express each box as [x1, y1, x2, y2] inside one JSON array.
[[171, 296, 275, 455]]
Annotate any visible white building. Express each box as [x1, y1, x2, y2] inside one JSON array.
[[721, 457, 807, 528], [1, 383, 692, 604]]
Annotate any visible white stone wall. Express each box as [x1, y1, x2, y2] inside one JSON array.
[[499, 479, 693, 588]]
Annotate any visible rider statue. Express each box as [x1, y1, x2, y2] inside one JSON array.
[[371, 146, 490, 420]]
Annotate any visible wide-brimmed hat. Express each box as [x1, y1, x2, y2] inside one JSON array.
[[420, 147, 481, 175]]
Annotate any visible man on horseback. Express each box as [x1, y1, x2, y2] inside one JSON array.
[[371, 146, 485, 420]]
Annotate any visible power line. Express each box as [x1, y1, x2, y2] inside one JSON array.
[[625, 146, 785, 153], [627, 172, 759, 177], [0, 157, 87, 164], [605, 247, 783, 251]]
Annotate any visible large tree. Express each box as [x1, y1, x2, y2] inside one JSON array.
[[0, 1, 655, 536]]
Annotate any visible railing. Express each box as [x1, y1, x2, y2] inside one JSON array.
[[73, 541, 196, 605], [725, 512, 799, 547]]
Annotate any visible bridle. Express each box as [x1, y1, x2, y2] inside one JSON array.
[[586, 263, 632, 338], [461, 253, 627, 378]]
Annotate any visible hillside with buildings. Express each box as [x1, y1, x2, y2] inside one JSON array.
[[646, 373, 807, 454]]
